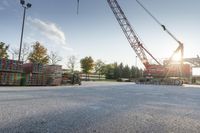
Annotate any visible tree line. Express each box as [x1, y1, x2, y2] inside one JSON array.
[[80, 56, 143, 80], [1, 41, 143, 79], [0, 41, 61, 65]]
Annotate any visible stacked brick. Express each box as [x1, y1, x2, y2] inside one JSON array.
[[0, 59, 23, 85], [22, 63, 46, 86], [44, 65, 62, 86]]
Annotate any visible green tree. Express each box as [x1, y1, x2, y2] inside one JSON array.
[[113, 63, 120, 79], [0, 42, 9, 59], [122, 65, 130, 78], [130, 66, 144, 78], [94, 59, 106, 79], [104, 62, 144, 80], [118, 63, 124, 78], [105, 64, 115, 79], [105, 63, 129, 80], [28, 41, 49, 64], [130, 66, 136, 78], [80, 56, 94, 80], [138, 68, 144, 78]]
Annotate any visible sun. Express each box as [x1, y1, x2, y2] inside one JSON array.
[[171, 52, 182, 61]]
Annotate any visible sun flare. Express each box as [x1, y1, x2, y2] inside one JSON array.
[[172, 53, 182, 61]]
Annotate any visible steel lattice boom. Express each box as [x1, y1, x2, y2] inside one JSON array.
[[107, 0, 161, 68]]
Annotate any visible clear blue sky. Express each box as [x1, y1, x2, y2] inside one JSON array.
[[0, 0, 200, 69]]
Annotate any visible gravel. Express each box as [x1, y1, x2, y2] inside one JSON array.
[[0, 82, 200, 133]]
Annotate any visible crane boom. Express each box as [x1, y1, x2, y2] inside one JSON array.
[[107, 0, 161, 68], [75, 0, 190, 85]]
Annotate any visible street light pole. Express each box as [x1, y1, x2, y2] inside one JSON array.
[[18, 7, 26, 62], [18, 0, 31, 62]]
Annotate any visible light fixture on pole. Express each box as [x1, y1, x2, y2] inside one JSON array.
[[18, 0, 31, 62]]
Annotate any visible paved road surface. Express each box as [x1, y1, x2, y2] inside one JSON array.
[[0, 82, 200, 133]]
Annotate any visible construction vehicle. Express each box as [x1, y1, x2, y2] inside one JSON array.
[[76, 0, 191, 85], [107, 0, 191, 85], [62, 73, 82, 85]]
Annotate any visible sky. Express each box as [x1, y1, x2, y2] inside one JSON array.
[[0, 0, 200, 69]]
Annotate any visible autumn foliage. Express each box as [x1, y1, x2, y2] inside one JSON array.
[[28, 42, 49, 64]]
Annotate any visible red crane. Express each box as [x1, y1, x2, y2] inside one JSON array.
[[135, 0, 184, 67], [107, 0, 166, 76], [107, 0, 191, 85], [77, 0, 191, 85]]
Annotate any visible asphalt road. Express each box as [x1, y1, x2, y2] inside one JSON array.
[[1, 82, 200, 133]]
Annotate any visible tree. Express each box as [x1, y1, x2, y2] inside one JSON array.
[[94, 59, 106, 79], [0, 42, 9, 59], [138, 68, 144, 78], [113, 63, 120, 79], [49, 51, 62, 65], [105, 64, 115, 79], [80, 56, 94, 80], [122, 65, 131, 78], [118, 63, 124, 78], [67, 55, 77, 73], [130, 66, 144, 78], [130, 66, 136, 78], [28, 41, 49, 64], [12, 43, 30, 62]]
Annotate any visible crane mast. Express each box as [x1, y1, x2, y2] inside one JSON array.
[[107, 0, 161, 68]]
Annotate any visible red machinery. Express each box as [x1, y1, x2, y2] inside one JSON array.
[[107, 0, 191, 85], [76, 0, 191, 85]]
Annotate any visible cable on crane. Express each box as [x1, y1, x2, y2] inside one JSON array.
[[135, 0, 182, 45], [136, 0, 184, 74], [77, 0, 79, 14], [136, 0, 164, 30]]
